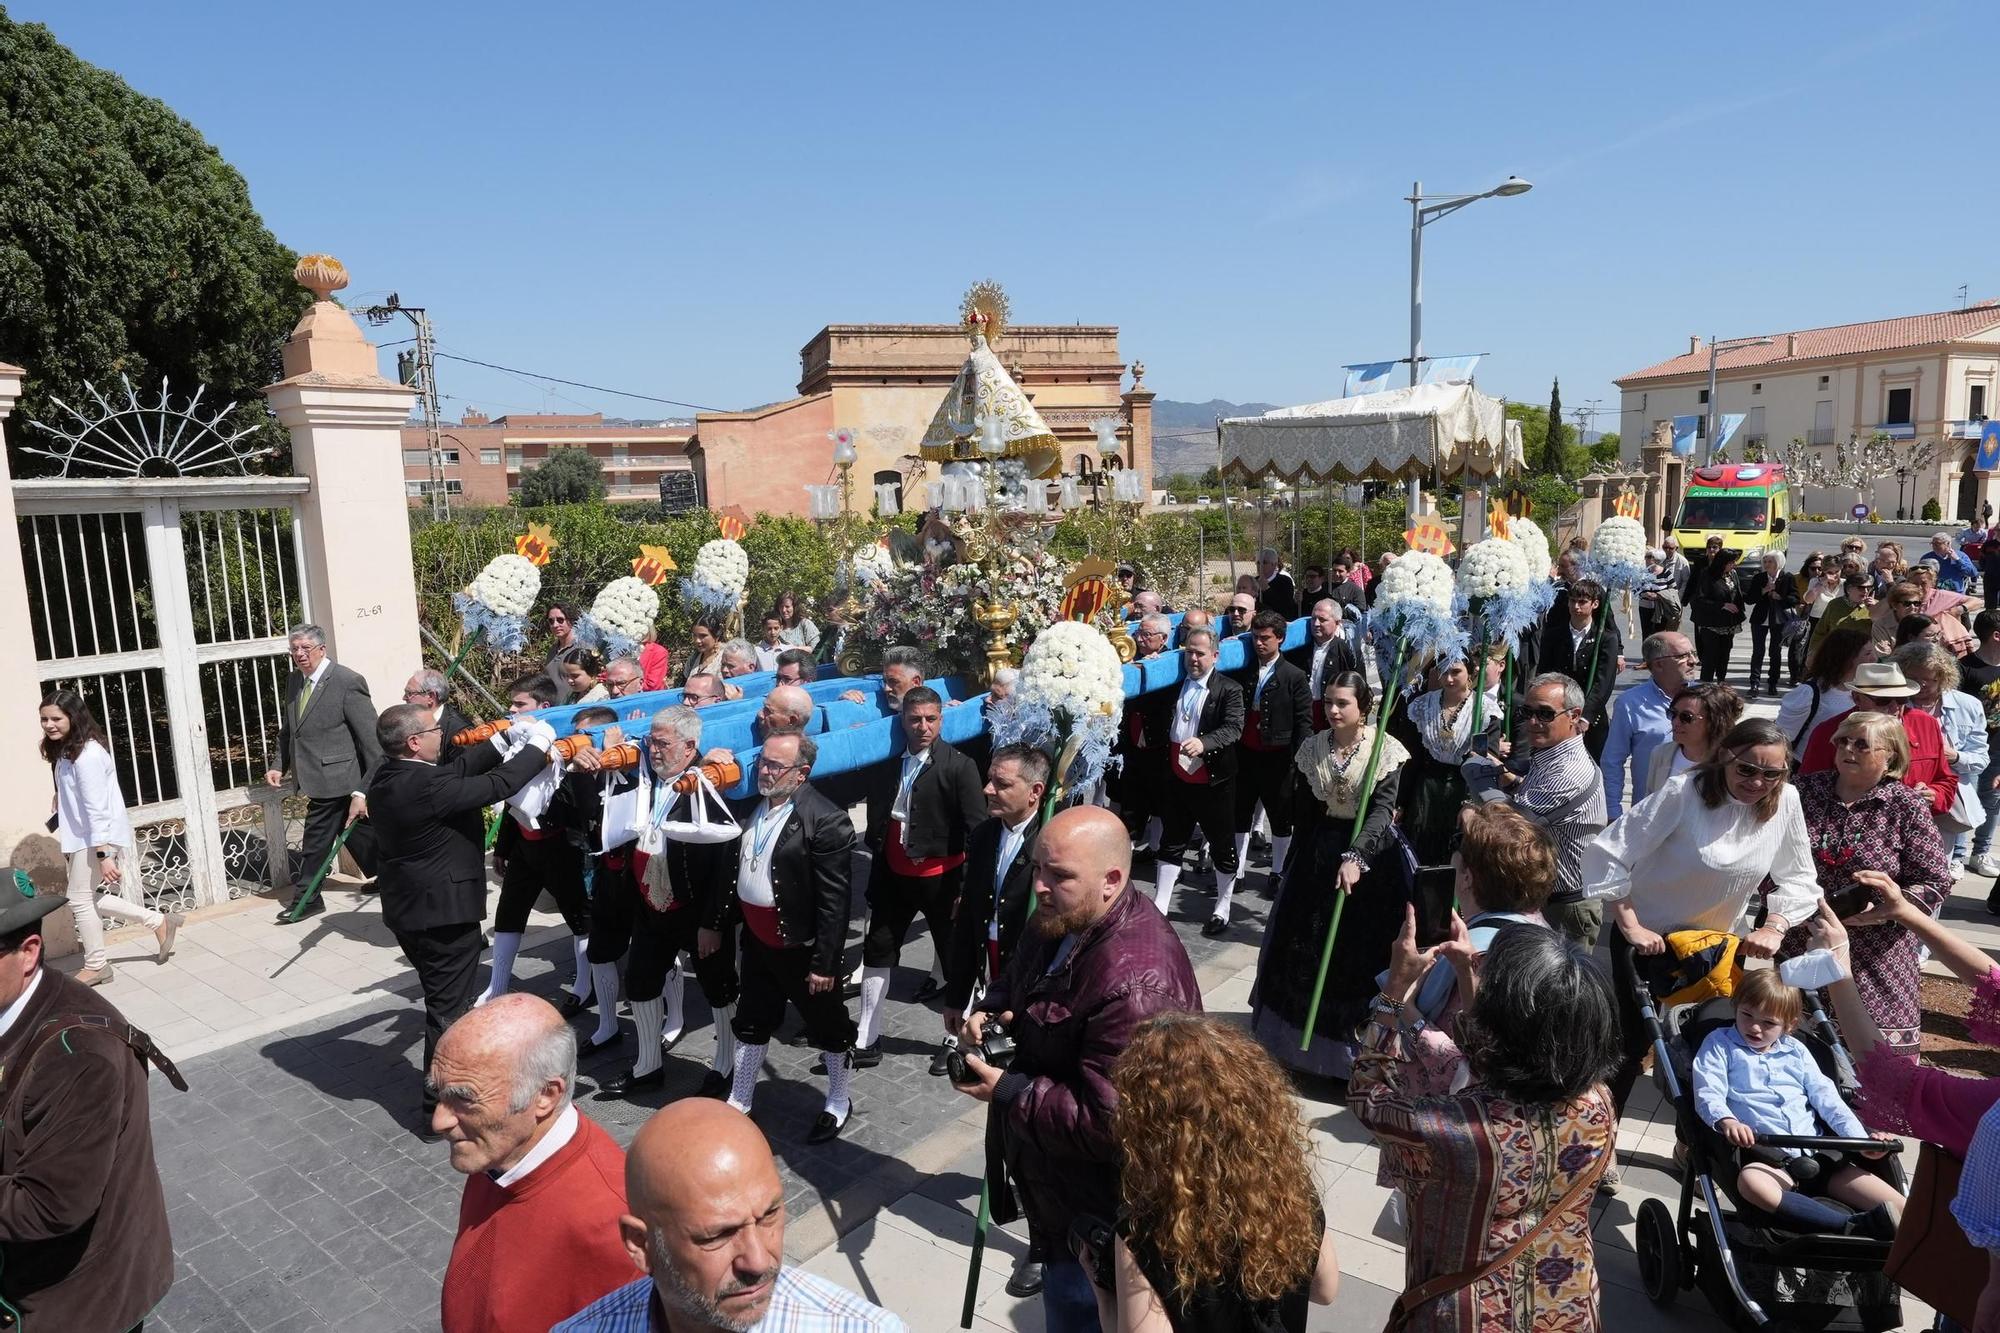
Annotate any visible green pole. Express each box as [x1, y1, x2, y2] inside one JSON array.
[[484, 805, 504, 851], [1500, 643, 1514, 741], [1298, 635, 1406, 1051], [1581, 595, 1611, 702], [285, 820, 357, 922], [961, 1181, 992, 1327], [1466, 623, 1490, 739]]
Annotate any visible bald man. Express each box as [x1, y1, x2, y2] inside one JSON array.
[[434, 997, 634, 1333], [756, 684, 813, 741], [555, 1101, 906, 1331], [953, 806, 1200, 1332]]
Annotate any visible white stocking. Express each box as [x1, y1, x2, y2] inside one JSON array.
[[630, 998, 664, 1077], [1234, 833, 1252, 874], [1269, 834, 1293, 877], [589, 962, 622, 1045], [1213, 873, 1237, 924], [711, 1003, 736, 1074], [663, 963, 686, 1045], [569, 935, 592, 999], [823, 1050, 852, 1122], [727, 1040, 766, 1113], [479, 931, 522, 1005], [1152, 863, 1181, 914], [856, 967, 891, 1049]]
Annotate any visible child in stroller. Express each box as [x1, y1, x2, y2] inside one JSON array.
[[1691, 969, 1902, 1239]]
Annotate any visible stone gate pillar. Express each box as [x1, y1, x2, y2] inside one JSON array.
[[263, 257, 419, 701]]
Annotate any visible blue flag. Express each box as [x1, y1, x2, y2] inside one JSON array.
[[1671, 415, 1700, 457], [1714, 413, 1747, 453], [1421, 354, 1481, 385], [1979, 420, 2000, 473], [1341, 361, 1398, 396]]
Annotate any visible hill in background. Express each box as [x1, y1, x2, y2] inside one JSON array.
[[1150, 399, 1277, 478]]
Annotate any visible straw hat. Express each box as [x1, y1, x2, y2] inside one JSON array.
[[1848, 662, 1919, 699]]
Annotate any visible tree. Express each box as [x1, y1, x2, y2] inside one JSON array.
[[0, 14, 307, 474], [1590, 432, 1622, 466], [513, 448, 605, 506], [1543, 377, 1567, 476]]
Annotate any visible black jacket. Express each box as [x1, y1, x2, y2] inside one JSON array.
[[1258, 571, 1299, 620], [862, 739, 986, 862], [367, 739, 551, 933], [722, 783, 857, 976], [944, 815, 1041, 1011], [1691, 569, 1746, 630], [1231, 655, 1313, 751], [1535, 613, 1622, 723], [1741, 568, 1799, 627], [1166, 671, 1245, 784]]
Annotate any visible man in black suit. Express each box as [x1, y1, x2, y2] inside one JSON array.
[[1149, 627, 1245, 920], [1255, 547, 1299, 619], [854, 686, 986, 1068], [719, 731, 862, 1143], [403, 668, 472, 760], [366, 701, 553, 1127], [1227, 612, 1313, 934], [265, 623, 382, 922], [1287, 599, 1358, 731], [1115, 614, 1175, 856], [1535, 576, 1622, 757]]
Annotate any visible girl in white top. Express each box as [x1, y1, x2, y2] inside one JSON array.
[[1775, 619, 1874, 756], [39, 691, 182, 984], [1581, 717, 1822, 1113]]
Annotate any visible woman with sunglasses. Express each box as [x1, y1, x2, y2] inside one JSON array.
[[1875, 577, 1975, 659], [1783, 711, 1949, 1058], [1897, 639, 1989, 876], [1644, 682, 1745, 797], [1582, 718, 1821, 1118]]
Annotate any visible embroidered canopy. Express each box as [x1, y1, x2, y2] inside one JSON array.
[[1218, 381, 1524, 484]]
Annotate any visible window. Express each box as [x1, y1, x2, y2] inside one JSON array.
[[1752, 383, 1762, 395], [1972, 385, 1989, 420], [1885, 387, 1914, 425], [1819, 375, 1831, 388], [404, 480, 424, 497], [446, 479, 463, 495], [1697, 389, 1710, 405], [505, 449, 523, 468], [399, 448, 459, 466], [480, 448, 501, 465]]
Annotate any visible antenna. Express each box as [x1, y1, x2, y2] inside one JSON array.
[[1959, 284, 1970, 310]]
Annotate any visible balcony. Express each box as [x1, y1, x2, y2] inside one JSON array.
[[1806, 428, 1836, 445], [1945, 419, 1991, 440], [1874, 422, 1916, 439]]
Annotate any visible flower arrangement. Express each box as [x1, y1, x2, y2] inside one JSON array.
[[1372, 551, 1466, 664], [989, 621, 1126, 797], [680, 538, 750, 615], [1507, 516, 1552, 579], [1584, 516, 1649, 591], [452, 553, 540, 654], [1455, 538, 1540, 644], [576, 575, 660, 658]]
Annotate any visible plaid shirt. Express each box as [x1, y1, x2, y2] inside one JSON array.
[[553, 1270, 909, 1332], [1512, 733, 1606, 903]]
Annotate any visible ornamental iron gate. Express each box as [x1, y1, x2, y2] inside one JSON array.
[[15, 478, 314, 909]]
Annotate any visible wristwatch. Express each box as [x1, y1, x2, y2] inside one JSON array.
[[94, 850, 110, 861]]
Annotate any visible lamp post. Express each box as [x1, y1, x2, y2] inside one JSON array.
[[1407, 176, 1531, 522], [1702, 335, 1775, 465], [830, 427, 858, 513]]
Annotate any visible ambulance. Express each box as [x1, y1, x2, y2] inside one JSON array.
[[1670, 463, 1793, 562]]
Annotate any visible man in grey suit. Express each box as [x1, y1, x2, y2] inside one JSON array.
[[264, 623, 382, 923]]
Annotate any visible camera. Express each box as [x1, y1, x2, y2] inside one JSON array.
[[947, 1018, 1017, 1085], [1068, 1213, 1116, 1293]]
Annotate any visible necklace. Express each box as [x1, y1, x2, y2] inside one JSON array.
[[747, 802, 790, 872]]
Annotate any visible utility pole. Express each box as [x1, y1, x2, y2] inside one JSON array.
[[366, 295, 448, 519]]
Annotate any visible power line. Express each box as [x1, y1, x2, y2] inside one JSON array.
[[432, 352, 722, 414]]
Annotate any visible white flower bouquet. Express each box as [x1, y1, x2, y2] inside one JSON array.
[[1455, 538, 1540, 644], [1372, 551, 1466, 665], [1507, 516, 1552, 579], [1584, 516, 1649, 592], [575, 575, 660, 658], [989, 621, 1127, 798], [680, 538, 749, 615], [451, 553, 540, 653]]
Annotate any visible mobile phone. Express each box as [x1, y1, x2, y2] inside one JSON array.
[[1412, 866, 1457, 949], [1825, 881, 1873, 920]]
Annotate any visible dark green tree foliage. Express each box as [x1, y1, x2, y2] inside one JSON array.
[[513, 448, 606, 506], [0, 11, 306, 474], [1543, 377, 1566, 476]]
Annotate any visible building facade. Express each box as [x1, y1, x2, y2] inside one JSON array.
[[690, 323, 1153, 518], [1616, 303, 2000, 521], [399, 410, 696, 507]]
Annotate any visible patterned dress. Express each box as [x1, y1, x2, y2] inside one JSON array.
[[1784, 770, 1950, 1056], [1350, 1021, 1614, 1333], [1856, 965, 2000, 1156]]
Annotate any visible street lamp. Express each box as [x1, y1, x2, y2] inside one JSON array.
[[1702, 335, 1775, 464], [1407, 175, 1531, 522]]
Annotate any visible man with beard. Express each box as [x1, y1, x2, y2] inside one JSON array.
[[553, 1099, 904, 1331], [952, 806, 1200, 1333], [717, 733, 862, 1143]]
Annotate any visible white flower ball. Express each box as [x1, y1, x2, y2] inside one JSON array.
[[1508, 518, 1552, 576], [471, 553, 541, 617], [1457, 539, 1529, 602]]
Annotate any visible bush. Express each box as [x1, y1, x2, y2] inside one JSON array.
[[1921, 498, 1942, 522], [513, 449, 605, 506]]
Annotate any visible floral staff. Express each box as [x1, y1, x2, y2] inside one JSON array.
[[1454, 537, 1537, 739], [447, 529, 551, 677], [679, 535, 750, 633], [1580, 516, 1649, 701], [575, 576, 661, 660], [1504, 515, 1557, 732], [1297, 548, 1460, 1050]]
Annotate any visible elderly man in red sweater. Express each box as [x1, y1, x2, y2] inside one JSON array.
[[433, 994, 633, 1332]]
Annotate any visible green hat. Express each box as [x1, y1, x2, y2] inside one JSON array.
[[0, 868, 66, 938]]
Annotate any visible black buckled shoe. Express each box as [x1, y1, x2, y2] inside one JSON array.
[[812, 1044, 881, 1074], [1201, 916, 1228, 937], [806, 1104, 854, 1144], [912, 976, 945, 1004], [597, 1066, 666, 1098], [697, 1070, 730, 1099], [559, 992, 595, 1018]]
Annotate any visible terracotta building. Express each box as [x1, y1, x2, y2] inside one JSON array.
[[690, 323, 1153, 517], [399, 410, 696, 507]]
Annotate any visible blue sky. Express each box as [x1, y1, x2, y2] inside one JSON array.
[[13, 1, 1991, 438]]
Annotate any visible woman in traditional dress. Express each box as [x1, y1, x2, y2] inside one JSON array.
[[1783, 710, 1950, 1058], [1250, 671, 1409, 1078], [1393, 656, 1501, 868], [1642, 681, 1744, 795], [1352, 924, 1620, 1333], [675, 619, 725, 687]]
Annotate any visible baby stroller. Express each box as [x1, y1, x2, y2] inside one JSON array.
[[1627, 969, 1908, 1332]]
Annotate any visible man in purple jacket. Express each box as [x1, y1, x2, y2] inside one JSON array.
[[952, 805, 1201, 1333]]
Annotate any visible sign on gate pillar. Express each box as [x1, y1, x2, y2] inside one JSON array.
[[263, 257, 420, 704], [0, 363, 68, 872]]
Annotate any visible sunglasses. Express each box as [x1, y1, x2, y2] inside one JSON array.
[[1729, 760, 1787, 783], [1833, 736, 1879, 753], [1519, 705, 1576, 725], [1671, 709, 1703, 725]]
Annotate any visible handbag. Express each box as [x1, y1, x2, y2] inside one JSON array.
[[1941, 777, 1982, 838], [1884, 1142, 1983, 1327], [1386, 1135, 1609, 1330]]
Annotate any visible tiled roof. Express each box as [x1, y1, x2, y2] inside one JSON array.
[[1617, 303, 2000, 384]]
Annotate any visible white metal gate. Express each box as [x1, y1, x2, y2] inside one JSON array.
[[15, 477, 314, 909]]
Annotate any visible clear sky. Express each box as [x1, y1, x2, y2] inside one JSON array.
[[12, 0, 1991, 439]]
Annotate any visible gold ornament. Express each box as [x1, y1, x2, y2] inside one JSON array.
[[1107, 625, 1137, 664], [973, 598, 1021, 687], [960, 281, 1011, 345]]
